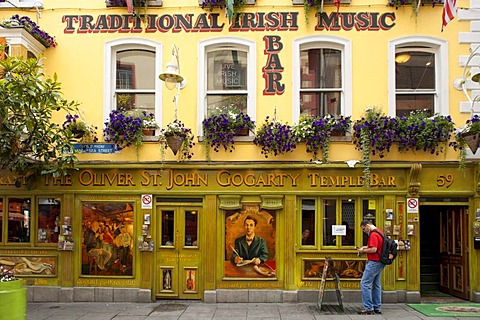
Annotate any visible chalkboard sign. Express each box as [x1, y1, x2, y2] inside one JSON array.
[[317, 257, 344, 312]]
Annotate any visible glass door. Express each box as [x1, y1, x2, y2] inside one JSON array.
[[156, 206, 201, 299]]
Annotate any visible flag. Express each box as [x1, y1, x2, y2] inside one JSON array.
[[334, 0, 340, 13], [442, 0, 457, 32], [126, 0, 134, 14]]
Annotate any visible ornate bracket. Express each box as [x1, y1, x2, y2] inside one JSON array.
[[408, 163, 422, 197]]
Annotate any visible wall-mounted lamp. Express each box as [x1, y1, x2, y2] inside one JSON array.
[[159, 45, 186, 90], [159, 45, 186, 119], [454, 45, 480, 116]]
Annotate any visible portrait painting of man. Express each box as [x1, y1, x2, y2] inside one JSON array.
[[224, 205, 276, 278]]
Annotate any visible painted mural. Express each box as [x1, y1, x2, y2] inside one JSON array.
[[224, 205, 276, 278], [0, 256, 56, 276], [304, 259, 365, 279], [81, 202, 134, 276]]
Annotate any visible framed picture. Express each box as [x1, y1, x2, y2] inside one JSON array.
[[224, 205, 276, 279], [81, 201, 134, 276]]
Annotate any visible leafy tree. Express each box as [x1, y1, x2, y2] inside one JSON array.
[[0, 48, 79, 188]]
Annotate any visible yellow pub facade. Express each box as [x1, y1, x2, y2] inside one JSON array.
[[0, 0, 480, 304]]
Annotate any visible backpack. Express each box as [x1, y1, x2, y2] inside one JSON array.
[[371, 229, 397, 265]]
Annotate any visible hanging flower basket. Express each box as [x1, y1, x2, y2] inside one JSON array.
[[166, 135, 184, 155], [462, 132, 480, 154]]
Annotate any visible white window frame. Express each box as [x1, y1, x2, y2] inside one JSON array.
[[0, 0, 42, 9], [0, 28, 46, 56], [388, 36, 448, 116], [197, 37, 256, 137], [104, 38, 163, 127], [292, 35, 352, 122]]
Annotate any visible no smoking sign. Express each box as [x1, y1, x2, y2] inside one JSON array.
[[406, 198, 418, 214], [141, 194, 153, 209]]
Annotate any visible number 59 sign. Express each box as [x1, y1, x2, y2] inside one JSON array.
[[437, 174, 453, 188]]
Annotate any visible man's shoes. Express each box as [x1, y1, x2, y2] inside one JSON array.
[[358, 309, 375, 315], [374, 310, 382, 314]]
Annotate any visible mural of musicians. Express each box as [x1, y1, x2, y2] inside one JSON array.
[[230, 215, 268, 266]]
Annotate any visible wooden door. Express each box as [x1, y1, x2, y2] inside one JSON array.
[[439, 207, 469, 300], [155, 206, 201, 299]]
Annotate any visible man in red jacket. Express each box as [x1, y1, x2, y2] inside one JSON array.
[[357, 220, 386, 315]]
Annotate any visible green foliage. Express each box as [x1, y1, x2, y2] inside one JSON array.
[[0, 50, 79, 187]]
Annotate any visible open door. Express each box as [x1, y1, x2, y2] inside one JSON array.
[[155, 206, 202, 299], [439, 208, 469, 300]]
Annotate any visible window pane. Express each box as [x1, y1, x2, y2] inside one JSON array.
[[300, 48, 341, 89], [362, 200, 376, 246], [0, 198, 3, 241], [301, 199, 315, 246], [8, 198, 31, 243], [341, 199, 355, 246], [395, 52, 435, 90], [206, 94, 247, 116], [323, 199, 336, 246], [162, 210, 174, 246], [395, 94, 434, 117], [115, 93, 155, 113], [184, 210, 198, 247], [207, 50, 247, 91], [116, 50, 155, 90], [37, 198, 61, 244], [300, 91, 341, 117]]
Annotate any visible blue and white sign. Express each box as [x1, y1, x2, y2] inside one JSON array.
[[74, 144, 116, 154]]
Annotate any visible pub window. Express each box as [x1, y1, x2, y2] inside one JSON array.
[[105, 39, 162, 129], [301, 199, 315, 246], [37, 197, 61, 244], [199, 38, 256, 136], [8, 198, 31, 243], [388, 37, 448, 116], [322, 198, 356, 247], [292, 36, 352, 123]]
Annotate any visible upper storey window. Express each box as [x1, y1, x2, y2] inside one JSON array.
[[206, 49, 248, 117], [198, 38, 256, 136], [388, 37, 448, 116], [395, 50, 436, 117], [300, 48, 342, 117], [292, 36, 352, 122], [105, 39, 162, 124]]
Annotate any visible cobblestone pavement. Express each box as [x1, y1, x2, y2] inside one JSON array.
[[26, 300, 471, 320]]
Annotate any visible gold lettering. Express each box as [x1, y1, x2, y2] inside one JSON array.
[[217, 170, 230, 187], [244, 174, 255, 186], [289, 173, 301, 186], [79, 170, 93, 186]]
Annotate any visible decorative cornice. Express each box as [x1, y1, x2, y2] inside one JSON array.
[[218, 195, 242, 210], [260, 195, 284, 210]]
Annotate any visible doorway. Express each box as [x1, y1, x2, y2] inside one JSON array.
[[155, 206, 202, 300], [419, 205, 469, 300]]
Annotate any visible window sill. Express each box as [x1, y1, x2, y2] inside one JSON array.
[[142, 135, 160, 142], [106, 0, 163, 8], [292, 0, 350, 4], [197, 136, 255, 143], [198, 0, 255, 6]]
